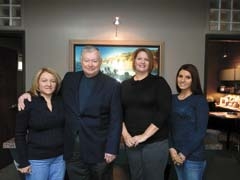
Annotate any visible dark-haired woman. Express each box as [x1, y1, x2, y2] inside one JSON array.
[[169, 64, 209, 180]]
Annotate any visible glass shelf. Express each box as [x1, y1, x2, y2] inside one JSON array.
[[209, 0, 240, 31], [233, 10, 240, 21], [209, 22, 219, 31], [209, 9, 219, 21], [0, 6, 9, 16], [0, 0, 21, 27], [221, 0, 231, 9], [210, 0, 220, 8], [232, 23, 240, 31], [220, 10, 231, 21], [233, 0, 240, 9]]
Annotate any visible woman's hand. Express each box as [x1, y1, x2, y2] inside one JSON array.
[[132, 134, 147, 146], [17, 165, 31, 174], [123, 134, 136, 148], [178, 152, 186, 162], [169, 148, 185, 166], [18, 93, 31, 111]]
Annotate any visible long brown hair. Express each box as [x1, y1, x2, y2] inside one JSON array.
[[176, 64, 203, 95]]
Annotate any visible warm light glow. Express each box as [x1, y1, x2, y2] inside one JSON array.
[[18, 61, 22, 71], [18, 54, 23, 71], [223, 54, 228, 58]]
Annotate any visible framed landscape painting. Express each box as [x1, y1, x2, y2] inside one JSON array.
[[69, 40, 164, 82]]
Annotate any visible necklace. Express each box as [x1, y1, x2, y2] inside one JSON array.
[[178, 92, 192, 100], [134, 74, 148, 81]]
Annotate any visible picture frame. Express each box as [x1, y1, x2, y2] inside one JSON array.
[[69, 40, 164, 82]]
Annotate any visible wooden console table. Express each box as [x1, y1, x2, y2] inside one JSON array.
[[209, 112, 240, 149]]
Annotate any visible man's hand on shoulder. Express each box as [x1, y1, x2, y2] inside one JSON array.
[[18, 93, 31, 111]]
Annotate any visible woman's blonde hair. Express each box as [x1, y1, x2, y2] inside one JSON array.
[[29, 67, 61, 96]]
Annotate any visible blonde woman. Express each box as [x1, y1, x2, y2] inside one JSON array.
[[15, 67, 65, 180]]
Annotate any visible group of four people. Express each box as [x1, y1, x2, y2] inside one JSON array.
[[15, 46, 208, 180]]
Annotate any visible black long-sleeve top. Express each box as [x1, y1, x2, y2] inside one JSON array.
[[15, 95, 65, 168], [121, 74, 172, 144]]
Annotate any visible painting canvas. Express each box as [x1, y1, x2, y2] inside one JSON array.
[[69, 40, 164, 82]]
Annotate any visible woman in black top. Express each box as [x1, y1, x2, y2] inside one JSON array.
[[121, 48, 172, 180], [15, 67, 65, 180]]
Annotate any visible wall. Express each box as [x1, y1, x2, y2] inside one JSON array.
[[23, 0, 208, 92]]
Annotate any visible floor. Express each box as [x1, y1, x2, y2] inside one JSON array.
[[1, 132, 240, 180], [205, 150, 240, 180], [1, 150, 240, 180], [0, 163, 130, 180]]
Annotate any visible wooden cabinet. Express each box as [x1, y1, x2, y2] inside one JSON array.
[[0, 0, 21, 27]]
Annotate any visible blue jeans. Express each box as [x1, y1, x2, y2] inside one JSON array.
[[126, 139, 169, 180], [25, 155, 66, 180], [174, 160, 206, 180]]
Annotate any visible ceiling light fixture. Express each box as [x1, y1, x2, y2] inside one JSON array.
[[113, 16, 120, 37]]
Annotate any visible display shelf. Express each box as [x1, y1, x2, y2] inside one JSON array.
[[209, 0, 240, 32], [0, 0, 21, 27], [232, 22, 240, 31]]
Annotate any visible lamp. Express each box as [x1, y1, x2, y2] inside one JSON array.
[[223, 43, 229, 59], [113, 16, 120, 37]]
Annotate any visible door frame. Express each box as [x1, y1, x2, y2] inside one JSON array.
[[204, 34, 240, 95], [0, 30, 25, 95]]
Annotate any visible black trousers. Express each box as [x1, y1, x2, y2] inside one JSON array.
[[66, 152, 113, 180], [126, 139, 169, 180]]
